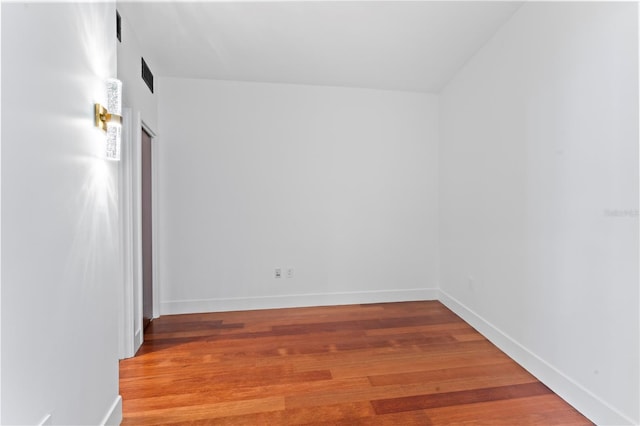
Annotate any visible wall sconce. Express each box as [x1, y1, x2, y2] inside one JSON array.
[[95, 78, 123, 161]]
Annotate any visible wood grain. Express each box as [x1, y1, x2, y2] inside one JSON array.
[[120, 301, 592, 425]]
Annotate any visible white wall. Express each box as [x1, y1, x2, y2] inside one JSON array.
[[117, 7, 158, 132], [1, 3, 122, 424], [439, 3, 638, 425], [0, 3, 3, 420], [157, 78, 439, 314]]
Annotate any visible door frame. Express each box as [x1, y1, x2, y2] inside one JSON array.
[[118, 109, 160, 359], [142, 120, 161, 325]]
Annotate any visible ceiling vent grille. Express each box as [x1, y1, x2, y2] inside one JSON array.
[[116, 11, 121, 42], [142, 58, 154, 94]]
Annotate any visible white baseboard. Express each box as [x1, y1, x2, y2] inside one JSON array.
[[101, 395, 122, 426], [134, 327, 143, 355], [438, 289, 635, 426], [160, 288, 439, 315], [38, 414, 52, 426]]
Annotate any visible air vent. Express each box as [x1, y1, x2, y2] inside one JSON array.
[[141, 58, 154, 94], [116, 11, 121, 42]]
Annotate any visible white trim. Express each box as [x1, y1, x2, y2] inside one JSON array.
[[132, 115, 143, 355], [134, 328, 143, 352], [37, 414, 51, 426], [438, 289, 635, 426], [117, 108, 135, 360], [100, 395, 122, 426], [145, 124, 161, 320], [637, 6, 640, 426], [0, 0, 3, 414], [160, 288, 439, 315]]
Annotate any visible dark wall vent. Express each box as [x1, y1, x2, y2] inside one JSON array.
[[142, 57, 154, 94], [116, 11, 121, 42]]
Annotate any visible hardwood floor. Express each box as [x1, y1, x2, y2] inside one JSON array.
[[119, 301, 592, 425]]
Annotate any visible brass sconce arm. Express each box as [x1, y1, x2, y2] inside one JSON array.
[[95, 103, 123, 132]]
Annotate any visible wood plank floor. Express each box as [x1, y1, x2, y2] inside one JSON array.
[[119, 301, 592, 425]]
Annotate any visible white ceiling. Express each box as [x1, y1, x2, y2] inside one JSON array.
[[117, 1, 522, 93]]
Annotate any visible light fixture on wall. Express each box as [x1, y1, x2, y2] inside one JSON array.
[[95, 78, 123, 161]]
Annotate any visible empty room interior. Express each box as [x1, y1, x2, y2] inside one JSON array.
[[1, 1, 639, 425]]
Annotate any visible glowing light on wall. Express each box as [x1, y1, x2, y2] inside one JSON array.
[[94, 78, 123, 160]]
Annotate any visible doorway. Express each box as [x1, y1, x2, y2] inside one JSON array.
[[118, 111, 158, 359], [141, 127, 153, 331]]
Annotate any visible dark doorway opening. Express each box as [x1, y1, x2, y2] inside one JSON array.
[[141, 127, 153, 331]]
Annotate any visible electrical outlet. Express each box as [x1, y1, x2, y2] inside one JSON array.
[[286, 267, 294, 278], [274, 268, 282, 279]]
